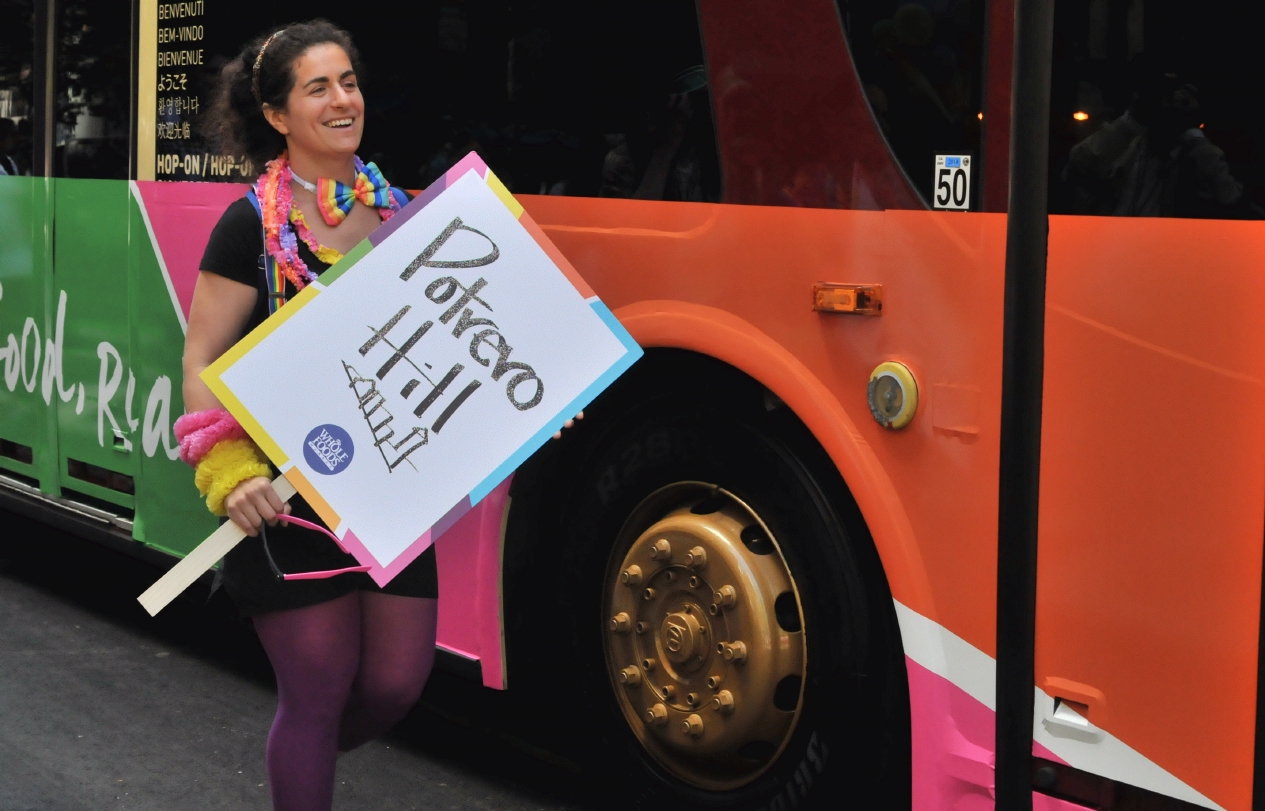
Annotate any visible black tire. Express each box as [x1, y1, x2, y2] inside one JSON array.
[[505, 352, 909, 811]]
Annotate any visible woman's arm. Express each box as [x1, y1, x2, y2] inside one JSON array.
[[183, 271, 256, 410], [183, 270, 288, 534]]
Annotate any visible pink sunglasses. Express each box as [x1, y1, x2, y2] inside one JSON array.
[[257, 514, 371, 581]]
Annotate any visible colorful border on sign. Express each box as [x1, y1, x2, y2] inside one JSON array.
[[203, 151, 642, 585]]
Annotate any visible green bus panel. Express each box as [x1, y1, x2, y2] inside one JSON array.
[[2, 177, 213, 554], [0, 176, 57, 490], [52, 179, 136, 511]]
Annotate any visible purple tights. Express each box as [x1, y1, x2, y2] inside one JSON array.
[[253, 591, 437, 811]]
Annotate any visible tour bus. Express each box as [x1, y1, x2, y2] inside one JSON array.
[[1, 0, 1262, 809]]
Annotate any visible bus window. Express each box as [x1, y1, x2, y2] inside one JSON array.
[[0, 0, 33, 176], [142, 0, 720, 199], [54, 0, 132, 179], [838, 0, 987, 206], [1049, 0, 1265, 219], [358, 0, 720, 199]]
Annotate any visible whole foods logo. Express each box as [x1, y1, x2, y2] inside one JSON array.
[[303, 424, 354, 475]]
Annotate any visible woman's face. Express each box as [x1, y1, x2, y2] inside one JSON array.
[[265, 43, 364, 160]]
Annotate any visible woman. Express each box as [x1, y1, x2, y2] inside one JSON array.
[[178, 22, 435, 811]]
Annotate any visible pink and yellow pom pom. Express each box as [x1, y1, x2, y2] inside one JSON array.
[[176, 409, 271, 516], [194, 439, 272, 516]]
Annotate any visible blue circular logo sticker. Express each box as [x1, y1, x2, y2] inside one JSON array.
[[303, 424, 355, 475]]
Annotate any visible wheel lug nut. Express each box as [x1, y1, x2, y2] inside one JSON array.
[[707, 674, 723, 689], [642, 657, 657, 671], [714, 585, 737, 609], [711, 690, 735, 715], [650, 539, 672, 560], [635, 621, 649, 634], [685, 692, 700, 707], [719, 640, 748, 664], [683, 714, 704, 736], [708, 603, 720, 615], [688, 575, 702, 588], [621, 565, 643, 587], [619, 666, 642, 686], [685, 546, 708, 569], [610, 612, 631, 633], [643, 587, 656, 601], [646, 703, 668, 727], [661, 684, 676, 700]]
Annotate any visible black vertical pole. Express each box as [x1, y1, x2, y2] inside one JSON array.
[[995, 0, 1055, 809], [128, 0, 140, 180], [30, 0, 55, 177]]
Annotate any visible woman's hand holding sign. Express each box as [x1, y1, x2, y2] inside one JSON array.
[[553, 410, 584, 440], [226, 477, 292, 537]]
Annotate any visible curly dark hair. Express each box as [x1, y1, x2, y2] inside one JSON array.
[[208, 20, 365, 171]]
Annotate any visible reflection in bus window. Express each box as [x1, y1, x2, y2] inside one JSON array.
[[0, 0, 33, 176], [1049, 0, 1265, 219], [838, 0, 986, 205], [55, 0, 132, 179], [176, 1, 719, 199]]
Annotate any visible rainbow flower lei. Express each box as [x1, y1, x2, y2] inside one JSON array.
[[254, 153, 400, 293]]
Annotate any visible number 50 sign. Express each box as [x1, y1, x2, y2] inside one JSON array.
[[933, 154, 972, 211]]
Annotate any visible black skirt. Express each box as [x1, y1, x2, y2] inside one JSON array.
[[220, 493, 438, 617]]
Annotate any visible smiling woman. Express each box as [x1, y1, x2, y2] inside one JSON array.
[[180, 21, 441, 811]]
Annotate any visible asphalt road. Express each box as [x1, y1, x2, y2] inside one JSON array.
[[0, 509, 591, 811]]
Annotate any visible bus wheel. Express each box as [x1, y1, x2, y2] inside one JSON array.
[[603, 481, 806, 792], [507, 387, 908, 811]]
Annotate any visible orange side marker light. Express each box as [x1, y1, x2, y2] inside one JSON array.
[[812, 283, 883, 316]]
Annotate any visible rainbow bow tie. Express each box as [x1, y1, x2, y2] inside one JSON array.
[[316, 161, 393, 226]]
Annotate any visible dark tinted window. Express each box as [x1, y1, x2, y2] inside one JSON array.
[[55, 0, 133, 178], [366, 0, 720, 199], [158, 0, 720, 200], [1049, 0, 1265, 218], [0, 0, 34, 176], [839, 0, 987, 205]]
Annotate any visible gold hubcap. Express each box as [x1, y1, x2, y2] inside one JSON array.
[[603, 483, 807, 790]]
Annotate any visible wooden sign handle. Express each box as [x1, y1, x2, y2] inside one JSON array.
[[137, 475, 297, 617]]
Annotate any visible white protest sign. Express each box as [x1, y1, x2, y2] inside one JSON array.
[[202, 153, 641, 585]]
